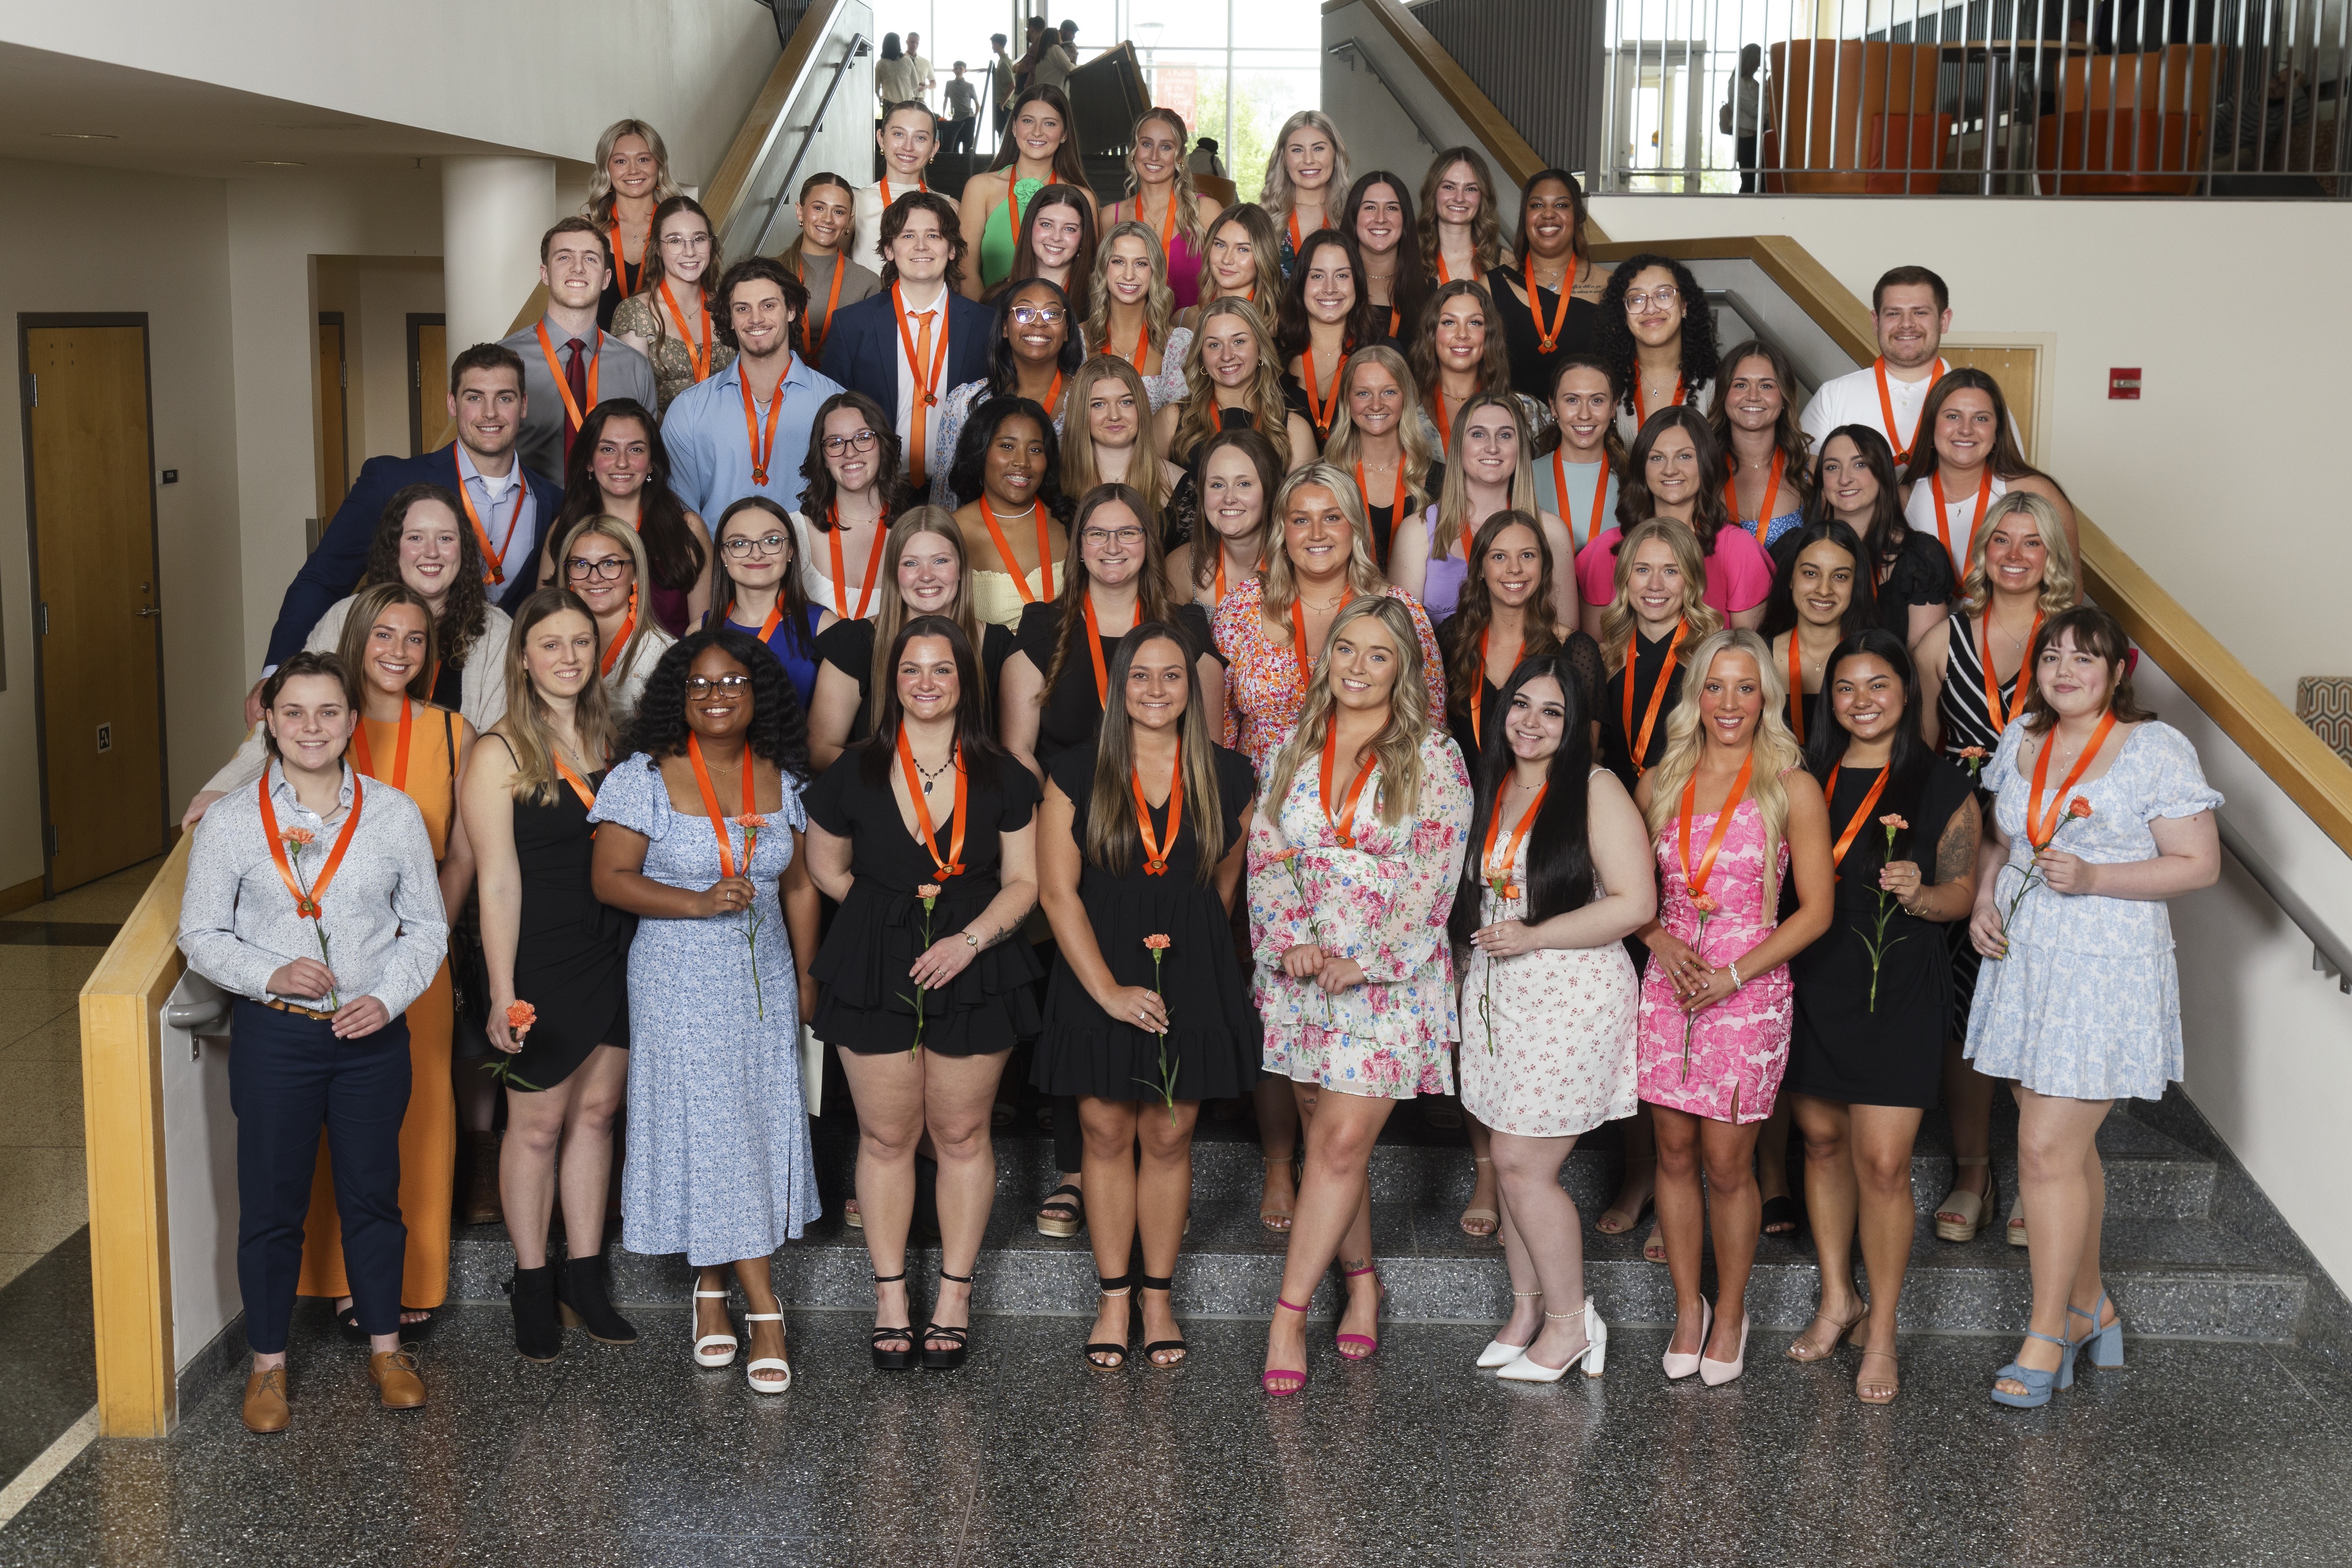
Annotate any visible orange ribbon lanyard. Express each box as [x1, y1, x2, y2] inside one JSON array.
[[878, 176, 929, 207], [1676, 751, 1755, 903], [1152, 188, 1178, 255], [1213, 548, 1226, 606], [550, 754, 599, 816], [805, 253, 846, 361], [660, 280, 714, 383], [456, 479, 515, 586], [1286, 208, 1327, 257], [1874, 356, 1945, 465], [1290, 588, 1352, 690], [610, 213, 646, 298], [1980, 607, 2041, 737], [1006, 170, 1057, 239], [1437, 252, 1457, 286], [1785, 632, 1807, 744], [892, 281, 949, 485], [1469, 624, 1521, 752], [1079, 591, 1117, 707], [1387, 306, 1401, 339], [1033, 369, 1064, 418], [2027, 709, 2117, 846], [826, 507, 886, 619], [1553, 450, 1611, 551], [1632, 375, 1686, 429], [260, 770, 365, 922], [753, 597, 787, 648], [1302, 346, 1336, 436], [1724, 448, 1784, 542], [686, 733, 758, 879], [1130, 739, 1185, 875], [1125, 317, 1150, 369], [979, 496, 1054, 605], [1431, 388, 1452, 455], [1319, 722, 1380, 849], [535, 320, 600, 434], [597, 589, 638, 677], [895, 728, 969, 878], [1622, 618, 1684, 777], [1523, 255, 1572, 353], [1481, 782, 1547, 898], [1825, 763, 1891, 874], [348, 696, 413, 791], [740, 360, 790, 486], [1357, 459, 1404, 552], [1930, 466, 1994, 567]]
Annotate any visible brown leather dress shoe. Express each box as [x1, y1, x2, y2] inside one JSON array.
[[368, 1349, 427, 1410], [242, 1368, 290, 1433]]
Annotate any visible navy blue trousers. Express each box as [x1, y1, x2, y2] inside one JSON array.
[[229, 999, 410, 1352]]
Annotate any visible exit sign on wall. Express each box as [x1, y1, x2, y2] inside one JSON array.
[[2109, 368, 2142, 400]]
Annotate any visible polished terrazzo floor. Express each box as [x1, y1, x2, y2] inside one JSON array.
[[4, 1302, 2350, 1567]]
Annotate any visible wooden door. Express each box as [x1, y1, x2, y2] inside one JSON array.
[[407, 314, 447, 456], [1943, 344, 2041, 462], [21, 321, 167, 891], [318, 312, 350, 516]]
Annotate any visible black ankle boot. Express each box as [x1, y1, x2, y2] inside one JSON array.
[[556, 1256, 639, 1345], [510, 1265, 562, 1362]]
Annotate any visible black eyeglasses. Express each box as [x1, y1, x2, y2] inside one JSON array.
[[565, 557, 630, 581], [722, 533, 790, 559]]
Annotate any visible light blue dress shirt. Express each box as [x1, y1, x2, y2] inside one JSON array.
[[662, 352, 844, 523]]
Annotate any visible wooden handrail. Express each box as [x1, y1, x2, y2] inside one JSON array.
[[81, 834, 193, 1435], [1330, 0, 1547, 190], [1581, 229, 2352, 856]]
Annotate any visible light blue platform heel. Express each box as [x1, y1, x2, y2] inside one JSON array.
[[1989, 1329, 2077, 1408], [2069, 1291, 2124, 1369]]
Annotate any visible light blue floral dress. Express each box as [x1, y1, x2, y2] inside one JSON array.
[[1246, 731, 1472, 1099], [1965, 721, 2222, 1101], [589, 753, 822, 1265]]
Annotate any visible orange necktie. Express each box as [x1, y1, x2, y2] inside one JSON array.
[[908, 309, 938, 487]]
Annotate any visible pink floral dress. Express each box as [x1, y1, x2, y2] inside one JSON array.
[[1457, 775, 1642, 1138], [1247, 731, 1474, 1099], [1210, 576, 1449, 780], [1635, 796, 1793, 1125]]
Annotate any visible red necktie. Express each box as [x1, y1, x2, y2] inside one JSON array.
[[563, 339, 589, 462]]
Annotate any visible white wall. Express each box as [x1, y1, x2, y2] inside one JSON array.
[[1, 1, 777, 183], [1588, 195, 2352, 704], [0, 159, 245, 889]]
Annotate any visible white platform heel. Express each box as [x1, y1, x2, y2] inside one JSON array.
[[692, 1288, 737, 1368], [743, 1310, 791, 1393]]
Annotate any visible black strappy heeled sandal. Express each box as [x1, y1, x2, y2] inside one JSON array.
[[1085, 1273, 1133, 1370], [920, 1268, 975, 1371], [870, 1270, 917, 1372], [1136, 1273, 1188, 1369]]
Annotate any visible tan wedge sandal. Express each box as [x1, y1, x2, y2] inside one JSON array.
[[1934, 1155, 2000, 1243]]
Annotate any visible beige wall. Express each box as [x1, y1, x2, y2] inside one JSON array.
[[1590, 195, 2352, 703], [0, 159, 244, 889], [315, 254, 446, 484]]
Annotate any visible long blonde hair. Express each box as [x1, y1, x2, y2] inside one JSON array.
[[557, 514, 662, 686], [1957, 489, 2078, 616], [1430, 393, 1535, 558], [1321, 344, 1438, 516], [1260, 110, 1352, 223], [1124, 108, 1208, 258], [1262, 462, 1387, 625], [497, 587, 617, 807], [1061, 356, 1171, 536], [582, 119, 681, 225], [1599, 516, 1721, 671], [1084, 620, 1229, 881], [1265, 596, 1433, 827], [1085, 221, 1174, 364], [1638, 627, 1803, 893], [868, 507, 989, 729], [1171, 296, 1292, 466]]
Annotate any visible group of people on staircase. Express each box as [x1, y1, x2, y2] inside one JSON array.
[[176, 104, 2220, 1434]]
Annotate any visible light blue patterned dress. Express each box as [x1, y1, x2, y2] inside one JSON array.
[[589, 753, 823, 1265], [1965, 721, 2222, 1101]]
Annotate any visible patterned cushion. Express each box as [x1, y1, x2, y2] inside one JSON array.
[[2296, 677, 2352, 765]]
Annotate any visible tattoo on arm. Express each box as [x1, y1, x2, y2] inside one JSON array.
[[1935, 801, 1980, 887]]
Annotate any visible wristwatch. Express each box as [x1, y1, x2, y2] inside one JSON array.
[[963, 932, 981, 949]]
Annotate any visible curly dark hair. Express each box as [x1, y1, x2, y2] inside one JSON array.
[[710, 256, 812, 355], [622, 627, 812, 783], [944, 394, 1074, 522], [556, 399, 706, 592], [365, 482, 490, 666], [797, 390, 911, 522], [1273, 227, 1384, 364], [1595, 253, 1719, 421], [986, 277, 1086, 394]]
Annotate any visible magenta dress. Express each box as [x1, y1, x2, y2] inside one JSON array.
[[1635, 796, 1793, 1125], [1167, 227, 1205, 310]]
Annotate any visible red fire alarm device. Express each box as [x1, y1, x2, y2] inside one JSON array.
[[2109, 368, 2142, 401]]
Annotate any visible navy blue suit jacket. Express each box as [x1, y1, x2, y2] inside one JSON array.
[[263, 445, 562, 668], [820, 290, 997, 432]]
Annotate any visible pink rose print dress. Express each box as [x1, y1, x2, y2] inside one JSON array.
[[1210, 576, 1450, 782], [1457, 775, 1642, 1139], [1635, 795, 1793, 1125], [1247, 731, 1473, 1099]]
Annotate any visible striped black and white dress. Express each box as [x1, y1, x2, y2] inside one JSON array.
[[1937, 609, 2021, 1036]]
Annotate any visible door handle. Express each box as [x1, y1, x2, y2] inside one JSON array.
[[136, 607, 161, 617]]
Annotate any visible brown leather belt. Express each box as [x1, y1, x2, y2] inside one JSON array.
[[263, 998, 338, 1022]]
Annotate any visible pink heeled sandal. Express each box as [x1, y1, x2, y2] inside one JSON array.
[[1336, 1264, 1384, 1360], [1262, 1297, 1310, 1396]]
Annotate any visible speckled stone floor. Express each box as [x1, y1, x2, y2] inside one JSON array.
[[4, 1300, 2351, 1567]]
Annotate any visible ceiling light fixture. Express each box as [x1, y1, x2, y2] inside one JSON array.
[[246, 160, 307, 167], [46, 131, 118, 140]]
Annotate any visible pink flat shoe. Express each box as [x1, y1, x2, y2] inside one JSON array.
[[1335, 1264, 1383, 1360], [1262, 1297, 1310, 1396], [1662, 1297, 1713, 1380]]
